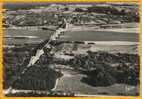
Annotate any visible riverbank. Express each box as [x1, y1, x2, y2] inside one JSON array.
[[68, 23, 139, 33]]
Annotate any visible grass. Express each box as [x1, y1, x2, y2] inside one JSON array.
[[54, 68, 139, 96]]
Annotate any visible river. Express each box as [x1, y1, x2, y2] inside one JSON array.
[[3, 29, 139, 45]]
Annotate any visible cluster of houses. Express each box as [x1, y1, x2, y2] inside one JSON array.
[[3, 3, 139, 28]]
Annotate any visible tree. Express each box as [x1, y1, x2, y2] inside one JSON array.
[[74, 8, 84, 12]]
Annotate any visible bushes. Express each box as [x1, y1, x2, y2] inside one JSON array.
[[82, 66, 116, 86], [12, 65, 63, 90], [70, 51, 139, 86], [115, 64, 139, 85]]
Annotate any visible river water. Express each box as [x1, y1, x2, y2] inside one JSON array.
[[3, 29, 139, 45]]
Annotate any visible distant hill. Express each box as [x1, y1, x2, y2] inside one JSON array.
[[3, 2, 138, 10], [3, 2, 50, 10]]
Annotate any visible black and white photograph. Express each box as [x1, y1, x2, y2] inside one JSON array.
[[2, 2, 140, 97]]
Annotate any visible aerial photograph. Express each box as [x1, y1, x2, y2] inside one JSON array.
[[2, 2, 140, 97]]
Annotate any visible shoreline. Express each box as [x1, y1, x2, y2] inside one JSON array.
[[68, 27, 139, 33]]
